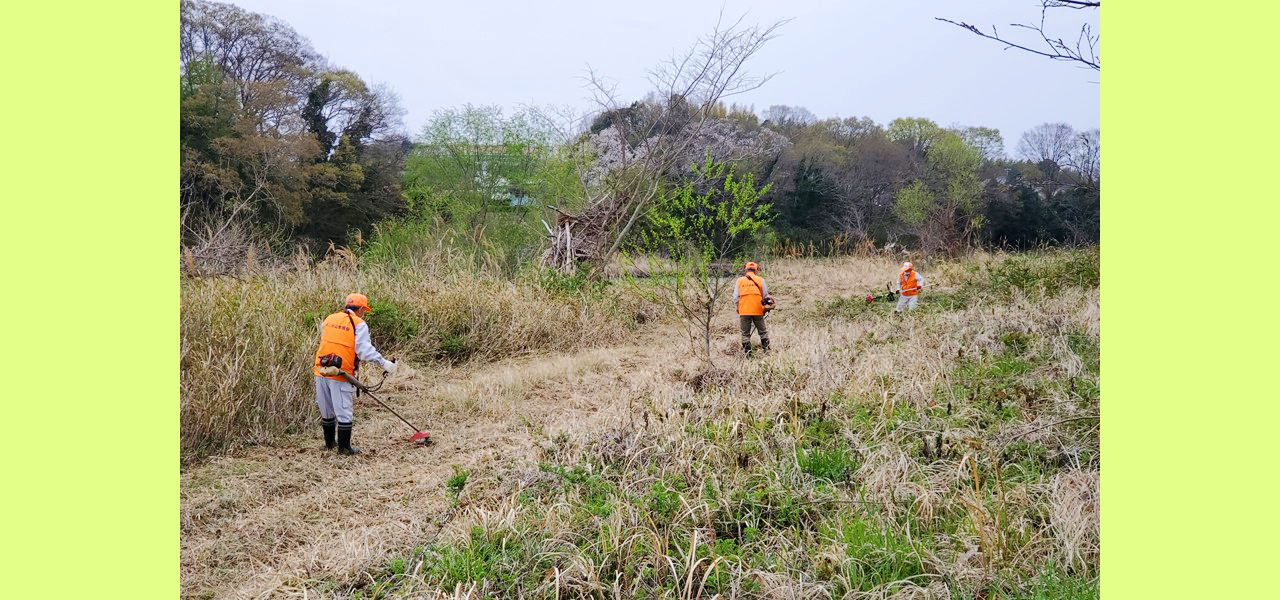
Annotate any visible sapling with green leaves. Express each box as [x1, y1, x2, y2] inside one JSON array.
[[625, 154, 775, 366]]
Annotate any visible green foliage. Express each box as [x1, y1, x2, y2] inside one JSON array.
[[888, 123, 985, 253], [403, 105, 553, 225], [447, 467, 470, 498], [966, 566, 1099, 599], [778, 158, 839, 232], [893, 181, 933, 226], [438, 331, 474, 363], [180, 1, 405, 250], [645, 478, 684, 521], [1002, 440, 1057, 483], [758, 114, 1094, 253], [963, 247, 1100, 298], [809, 287, 973, 322], [797, 446, 857, 482], [643, 153, 776, 265], [929, 132, 983, 213], [523, 462, 621, 522], [829, 518, 924, 592], [390, 105, 584, 275], [809, 294, 878, 320], [1067, 329, 1100, 375], [887, 117, 946, 154], [982, 168, 1065, 248], [532, 268, 609, 297], [362, 300, 420, 348], [956, 125, 1005, 162], [1000, 330, 1033, 355], [420, 526, 543, 592], [628, 154, 777, 365]]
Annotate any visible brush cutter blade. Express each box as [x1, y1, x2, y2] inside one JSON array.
[[408, 431, 431, 442]]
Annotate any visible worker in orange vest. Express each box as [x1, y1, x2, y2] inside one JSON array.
[[733, 262, 773, 355], [894, 262, 926, 313], [313, 293, 397, 455]]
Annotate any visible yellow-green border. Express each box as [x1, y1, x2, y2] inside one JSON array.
[[5, 1, 174, 598], [1105, 2, 1280, 598]]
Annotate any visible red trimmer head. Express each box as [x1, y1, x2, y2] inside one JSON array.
[[408, 431, 431, 443]]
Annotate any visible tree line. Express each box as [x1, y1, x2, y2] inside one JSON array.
[[180, 0, 408, 265], [179, 1, 1099, 274]]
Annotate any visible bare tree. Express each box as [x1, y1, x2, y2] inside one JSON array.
[[1017, 122, 1079, 198], [936, 1, 1099, 72], [1068, 128, 1100, 185], [180, 0, 323, 130], [762, 104, 817, 135], [533, 11, 791, 274], [953, 125, 1007, 163], [1017, 122, 1078, 165]]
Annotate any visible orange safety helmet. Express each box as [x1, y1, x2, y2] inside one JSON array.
[[745, 262, 759, 272], [343, 293, 372, 312]]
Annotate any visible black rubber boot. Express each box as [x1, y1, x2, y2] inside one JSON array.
[[321, 417, 337, 450], [761, 337, 771, 352], [742, 341, 753, 357], [337, 422, 361, 455]]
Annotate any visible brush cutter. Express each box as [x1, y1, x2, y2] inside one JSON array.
[[868, 284, 898, 303], [878, 282, 926, 302], [319, 365, 432, 444]]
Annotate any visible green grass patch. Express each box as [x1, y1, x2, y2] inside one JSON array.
[[797, 446, 857, 483], [825, 518, 925, 593], [1001, 440, 1058, 483], [446, 467, 469, 498], [960, 247, 1099, 299], [362, 299, 421, 348], [1067, 329, 1100, 376], [421, 526, 545, 595]]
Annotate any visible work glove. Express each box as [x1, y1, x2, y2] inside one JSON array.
[[383, 360, 397, 375]]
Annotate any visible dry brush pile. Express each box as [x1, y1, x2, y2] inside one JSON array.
[[348, 249, 1100, 599]]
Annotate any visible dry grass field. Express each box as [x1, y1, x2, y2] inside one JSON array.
[[180, 249, 1099, 599]]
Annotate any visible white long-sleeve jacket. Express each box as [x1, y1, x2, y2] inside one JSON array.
[[347, 310, 392, 371]]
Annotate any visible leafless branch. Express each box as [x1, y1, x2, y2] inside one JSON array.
[[536, 13, 790, 274], [936, 1, 1099, 71]]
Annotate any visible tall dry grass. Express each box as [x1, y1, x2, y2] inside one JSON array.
[[180, 257, 638, 464]]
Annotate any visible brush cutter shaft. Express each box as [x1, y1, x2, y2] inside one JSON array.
[[340, 372, 424, 433]]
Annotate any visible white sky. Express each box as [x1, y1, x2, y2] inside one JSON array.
[[220, 0, 1100, 157]]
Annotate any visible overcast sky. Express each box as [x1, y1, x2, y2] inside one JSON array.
[[220, 0, 1099, 157]]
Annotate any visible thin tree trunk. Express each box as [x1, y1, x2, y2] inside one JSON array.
[[704, 310, 714, 368]]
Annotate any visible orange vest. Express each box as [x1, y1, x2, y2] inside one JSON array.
[[900, 270, 921, 296], [737, 274, 766, 316], [314, 310, 364, 380]]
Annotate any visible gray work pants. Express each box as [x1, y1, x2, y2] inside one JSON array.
[[314, 376, 357, 424]]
